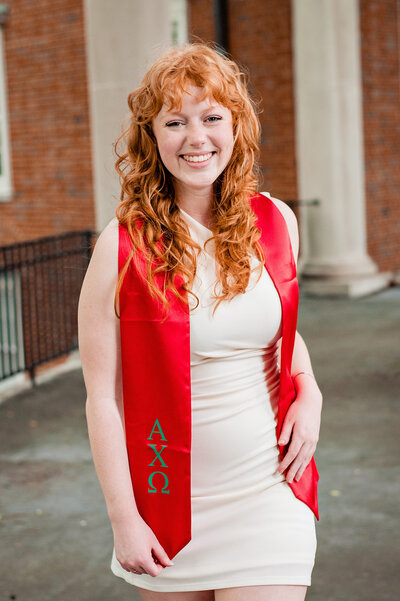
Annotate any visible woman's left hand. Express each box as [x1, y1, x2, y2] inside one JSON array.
[[276, 384, 322, 483]]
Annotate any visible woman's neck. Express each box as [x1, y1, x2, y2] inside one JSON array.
[[175, 184, 215, 228]]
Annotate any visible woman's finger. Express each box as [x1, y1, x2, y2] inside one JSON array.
[[293, 444, 316, 481], [293, 462, 307, 482], [124, 563, 145, 574], [277, 438, 303, 474], [282, 441, 310, 482], [287, 443, 315, 482], [278, 411, 295, 445], [286, 442, 313, 482], [152, 544, 173, 568], [132, 563, 148, 575]]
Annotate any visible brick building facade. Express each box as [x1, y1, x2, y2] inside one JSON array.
[[0, 0, 399, 277], [189, 0, 400, 280], [359, 0, 400, 272], [0, 0, 95, 243]]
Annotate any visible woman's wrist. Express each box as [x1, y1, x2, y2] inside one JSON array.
[[292, 371, 315, 384], [108, 503, 142, 528], [292, 371, 323, 402]]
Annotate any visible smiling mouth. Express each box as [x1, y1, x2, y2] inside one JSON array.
[[179, 151, 216, 163]]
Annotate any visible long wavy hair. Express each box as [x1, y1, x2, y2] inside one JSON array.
[[113, 41, 265, 321]]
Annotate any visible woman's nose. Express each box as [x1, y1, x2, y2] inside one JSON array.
[[185, 121, 207, 146]]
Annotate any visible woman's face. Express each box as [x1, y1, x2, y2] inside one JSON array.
[[152, 85, 234, 198]]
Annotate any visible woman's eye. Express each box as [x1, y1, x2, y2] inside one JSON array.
[[166, 116, 222, 127]]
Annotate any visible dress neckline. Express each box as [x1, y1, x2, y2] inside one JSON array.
[[178, 206, 216, 254], [178, 192, 273, 235], [178, 207, 213, 235]]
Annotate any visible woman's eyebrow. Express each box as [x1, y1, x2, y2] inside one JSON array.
[[164, 105, 221, 117]]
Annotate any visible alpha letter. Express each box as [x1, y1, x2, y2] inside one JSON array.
[[147, 418, 167, 441]]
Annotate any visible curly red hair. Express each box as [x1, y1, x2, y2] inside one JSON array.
[[114, 41, 265, 321]]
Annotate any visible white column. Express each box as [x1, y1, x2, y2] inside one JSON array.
[[292, 0, 391, 297], [83, 0, 173, 231]]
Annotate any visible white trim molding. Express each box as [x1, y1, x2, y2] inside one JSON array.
[[0, 15, 13, 202], [169, 0, 188, 46]]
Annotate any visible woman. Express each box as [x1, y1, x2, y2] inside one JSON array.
[[78, 42, 323, 601]]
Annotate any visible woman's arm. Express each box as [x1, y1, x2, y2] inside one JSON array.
[[268, 194, 322, 395], [276, 330, 323, 482], [78, 218, 174, 574], [267, 194, 323, 482], [276, 331, 321, 397], [78, 217, 140, 525]]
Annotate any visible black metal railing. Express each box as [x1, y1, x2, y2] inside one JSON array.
[[0, 230, 94, 383]]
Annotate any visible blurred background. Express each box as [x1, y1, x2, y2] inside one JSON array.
[[0, 1, 399, 600]]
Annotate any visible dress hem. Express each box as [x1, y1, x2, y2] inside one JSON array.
[[110, 561, 312, 592]]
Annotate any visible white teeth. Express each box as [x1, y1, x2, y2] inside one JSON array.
[[182, 152, 213, 163]]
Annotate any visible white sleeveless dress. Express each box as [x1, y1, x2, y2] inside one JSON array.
[[111, 196, 317, 592]]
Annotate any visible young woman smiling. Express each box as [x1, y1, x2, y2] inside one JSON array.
[[78, 42, 322, 601]]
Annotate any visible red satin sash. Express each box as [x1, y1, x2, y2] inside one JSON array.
[[118, 192, 319, 560]]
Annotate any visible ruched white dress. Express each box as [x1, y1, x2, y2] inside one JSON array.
[[111, 196, 317, 592]]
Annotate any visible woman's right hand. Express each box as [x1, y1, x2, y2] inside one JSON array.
[[112, 514, 174, 577]]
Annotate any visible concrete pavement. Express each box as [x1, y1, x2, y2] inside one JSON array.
[[1, 287, 399, 601]]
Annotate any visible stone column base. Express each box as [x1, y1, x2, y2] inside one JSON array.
[[299, 272, 393, 298], [392, 271, 400, 286]]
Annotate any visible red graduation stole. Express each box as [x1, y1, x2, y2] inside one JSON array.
[[118, 192, 320, 560]]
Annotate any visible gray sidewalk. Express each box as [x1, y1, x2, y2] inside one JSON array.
[[1, 288, 399, 601]]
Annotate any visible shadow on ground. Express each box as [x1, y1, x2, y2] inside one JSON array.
[[1, 287, 399, 601]]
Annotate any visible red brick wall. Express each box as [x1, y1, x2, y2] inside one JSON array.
[[360, 0, 400, 272], [228, 0, 297, 203], [188, 0, 215, 42], [0, 0, 95, 245]]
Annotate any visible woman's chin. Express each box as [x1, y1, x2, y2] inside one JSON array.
[[174, 175, 219, 192]]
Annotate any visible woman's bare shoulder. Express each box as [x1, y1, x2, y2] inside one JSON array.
[[78, 217, 122, 402], [259, 190, 296, 226], [92, 217, 119, 259], [83, 217, 120, 288], [96, 216, 119, 245], [259, 191, 299, 265]]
